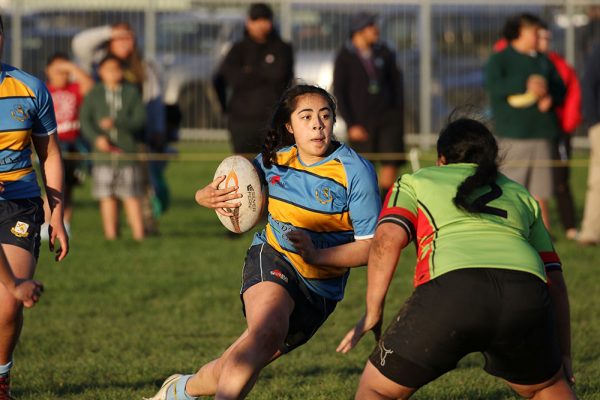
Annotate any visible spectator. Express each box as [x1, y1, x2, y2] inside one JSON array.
[[213, 2, 294, 155], [73, 22, 171, 234], [485, 14, 565, 231], [80, 55, 147, 241], [333, 11, 405, 197], [578, 43, 600, 246], [494, 22, 582, 239], [44, 53, 94, 237]]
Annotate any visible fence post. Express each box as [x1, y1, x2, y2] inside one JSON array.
[[10, 0, 23, 69], [564, 0, 575, 65], [144, 0, 157, 62], [280, 0, 293, 42], [419, 0, 432, 149]]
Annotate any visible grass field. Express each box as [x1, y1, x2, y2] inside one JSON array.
[[10, 142, 600, 399]]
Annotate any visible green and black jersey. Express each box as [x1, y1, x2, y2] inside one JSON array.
[[380, 163, 561, 287]]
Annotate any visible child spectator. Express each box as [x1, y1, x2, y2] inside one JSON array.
[[44, 53, 94, 236], [80, 55, 146, 241]]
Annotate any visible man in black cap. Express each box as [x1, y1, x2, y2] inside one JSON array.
[[333, 11, 404, 197], [214, 3, 294, 155]]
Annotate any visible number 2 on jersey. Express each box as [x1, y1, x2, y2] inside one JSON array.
[[472, 183, 508, 218]]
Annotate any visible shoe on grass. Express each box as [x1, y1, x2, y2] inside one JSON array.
[[143, 374, 183, 400]]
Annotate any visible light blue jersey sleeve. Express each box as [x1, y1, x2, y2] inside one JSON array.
[[252, 153, 267, 185], [344, 155, 381, 240], [28, 74, 57, 136]]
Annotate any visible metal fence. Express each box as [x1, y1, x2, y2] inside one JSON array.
[[1, 0, 599, 143]]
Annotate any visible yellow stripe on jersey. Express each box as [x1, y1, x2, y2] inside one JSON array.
[[265, 224, 348, 279], [0, 167, 34, 181], [274, 148, 348, 189], [268, 197, 352, 232], [0, 130, 31, 151], [0, 76, 36, 98]]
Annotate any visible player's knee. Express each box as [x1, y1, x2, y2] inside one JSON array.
[[250, 325, 285, 351], [509, 369, 563, 399]]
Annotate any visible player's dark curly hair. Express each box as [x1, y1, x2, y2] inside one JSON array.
[[436, 116, 500, 214], [502, 13, 542, 41], [261, 84, 336, 168]]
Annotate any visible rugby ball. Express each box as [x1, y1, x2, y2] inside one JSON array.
[[214, 155, 264, 234]]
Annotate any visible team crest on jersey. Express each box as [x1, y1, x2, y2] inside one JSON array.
[[10, 221, 30, 238], [10, 104, 30, 122], [315, 186, 333, 205]]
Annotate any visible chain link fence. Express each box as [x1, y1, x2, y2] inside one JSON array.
[[1, 0, 599, 144]]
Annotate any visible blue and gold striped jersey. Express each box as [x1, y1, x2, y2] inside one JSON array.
[[0, 64, 57, 200], [252, 143, 380, 300]]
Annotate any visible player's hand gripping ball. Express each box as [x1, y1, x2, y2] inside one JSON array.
[[214, 156, 264, 233]]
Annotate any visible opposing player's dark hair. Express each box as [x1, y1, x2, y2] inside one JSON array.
[[261, 84, 336, 168], [502, 13, 542, 41], [0, 15, 3, 34], [437, 112, 500, 214]]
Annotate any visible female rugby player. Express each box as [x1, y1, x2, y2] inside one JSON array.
[[146, 85, 381, 400], [338, 117, 576, 399]]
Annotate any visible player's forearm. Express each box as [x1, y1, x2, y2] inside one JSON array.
[[36, 136, 65, 215], [365, 224, 406, 317], [547, 270, 572, 358], [315, 238, 372, 268]]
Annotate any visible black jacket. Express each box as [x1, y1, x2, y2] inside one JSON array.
[[214, 31, 294, 121], [333, 42, 403, 128], [583, 43, 600, 126]]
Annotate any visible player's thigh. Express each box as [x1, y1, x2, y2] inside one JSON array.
[[0, 244, 37, 315], [243, 281, 294, 341], [356, 360, 417, 400]]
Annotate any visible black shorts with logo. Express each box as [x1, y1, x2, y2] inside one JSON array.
[[0, 197, 44, 260], [241, 243, 337, 353], [369, 268, 562, 388]]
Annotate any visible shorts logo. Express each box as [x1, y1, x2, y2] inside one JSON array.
[[10, 221, 30, 238], [315, 186, 333, 205], [378, 342, 394, 367], [10, 105, 30, 122], [270, 269, 288, 283]]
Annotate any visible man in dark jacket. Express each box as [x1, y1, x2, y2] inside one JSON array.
[[333, 12, 404, 196], [214, 3, 294, 155], [578, 43, 600, 245]]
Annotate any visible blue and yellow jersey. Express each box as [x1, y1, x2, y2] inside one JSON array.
[[380, 164, 561, 288], [0, 64, 57, 200], [252, 143, 380, 301]]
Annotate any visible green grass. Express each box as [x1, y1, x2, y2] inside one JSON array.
[[10, 142, 600, 399]]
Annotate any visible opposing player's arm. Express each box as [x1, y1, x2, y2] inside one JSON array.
[[338, 175, 415, 353], [337, 223, 409, 354], [547, 269, 574, 385], [528, 204, 574, 384]]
